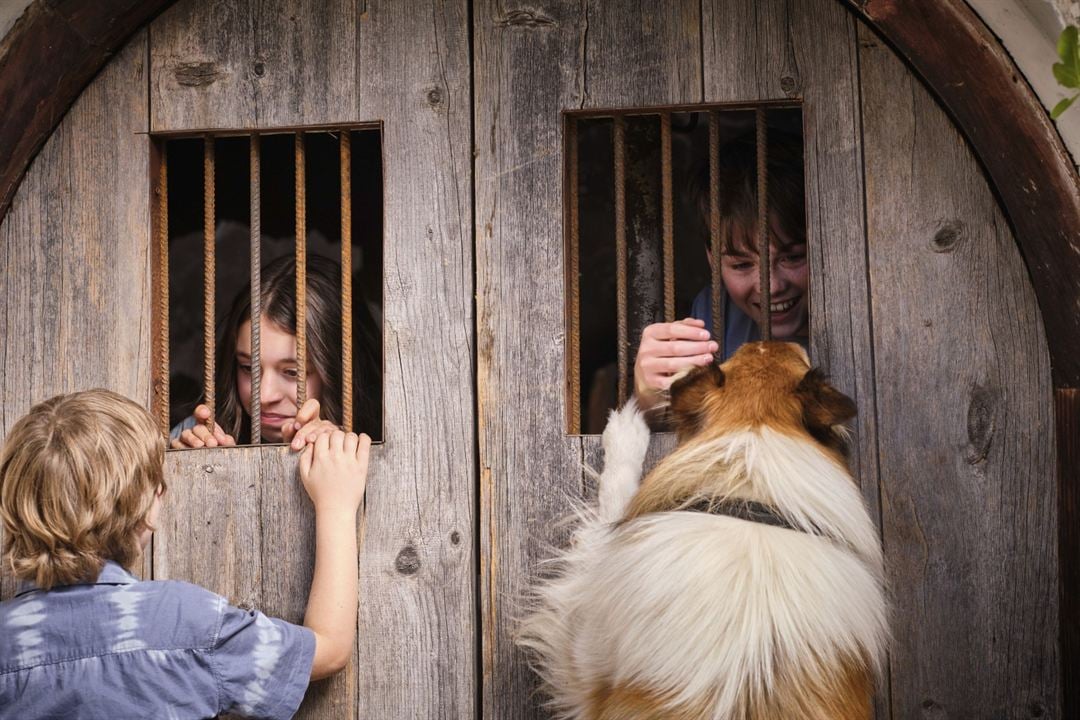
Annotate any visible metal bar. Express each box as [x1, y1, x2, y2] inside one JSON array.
[[756, 108, 771, 341], [709, 110, 725, 359], [661, 112, 675, 323], [614, 117, 629, 404], [295, 133, 308, 408], [203, 136, 216, 427], [567, 120, 582, 434], [250, 135, 262, 444], [154, 143, 169, 435], [340, 130, 354, 433]]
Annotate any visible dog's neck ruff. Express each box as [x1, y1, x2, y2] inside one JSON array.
[[679, 498, 816, 535]]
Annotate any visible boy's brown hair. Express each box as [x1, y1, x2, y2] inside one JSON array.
[[0, 389, 166, 589], [692, 128, 806, 254]]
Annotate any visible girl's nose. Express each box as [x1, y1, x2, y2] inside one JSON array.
[[260, 373, 284, 405]]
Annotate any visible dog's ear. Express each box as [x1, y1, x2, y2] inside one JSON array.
[[668, 363, 724, 439], [794, 368, 856, 452]]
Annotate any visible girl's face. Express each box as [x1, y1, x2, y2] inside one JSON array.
[[235, 315, 324, 442], [719, 216, 809, 340]]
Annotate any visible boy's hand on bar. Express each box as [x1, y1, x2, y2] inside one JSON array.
[[284, 398, 339, 451], [633, 318, 718, 411], [169, 404, 237, 449], [298, 430, 370, 514]]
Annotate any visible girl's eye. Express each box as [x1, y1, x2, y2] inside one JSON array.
[[779, 253, 806, 267], [283, 367, 300, 380], [727, 260, 755, 271], [238, 364, 252, 375]]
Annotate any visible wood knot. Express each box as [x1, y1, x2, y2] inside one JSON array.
[[174, 61, 225, 87], [395, 545, 421, 575], [426, 87, 443, 106], [450, 531, 461, 545], [1028, 702, 1046, 718], [779, 75, 798, 95], [253, 62, 265, 77], [931, 219, 965, 253], [921, 699, 947, 719], [495, 9, 556, 28], [203, 465, 214, 474], [966, 384, 997, 466]]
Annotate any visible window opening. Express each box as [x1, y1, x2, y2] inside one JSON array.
[[152, 126, 384, 446], [566, 105, 806, 434]]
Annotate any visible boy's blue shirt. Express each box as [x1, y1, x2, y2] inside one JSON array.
[[0, 560, 314, 719]]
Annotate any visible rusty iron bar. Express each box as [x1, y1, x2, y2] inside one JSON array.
[[340, 130, 354, 433], [295, 133, 308, 408], [203, 136, 216, 428], [250, 135, 262, 444], [661, 112, 675, 323], [709, 111, 725, 359], [756, 108, 771, 341], [567, 119, 582, 433], [155, 144, 170, 435], [614, 117, 629, 405]]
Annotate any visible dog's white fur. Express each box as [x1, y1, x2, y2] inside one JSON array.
[[518, 398, 887, 719]]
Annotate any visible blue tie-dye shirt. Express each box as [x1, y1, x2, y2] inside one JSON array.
[[0, 561, 315, 719]]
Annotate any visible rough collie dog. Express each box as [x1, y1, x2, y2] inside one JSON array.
[[518, 341, 887, 720]]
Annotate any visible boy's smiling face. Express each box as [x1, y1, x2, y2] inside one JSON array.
[[719, 214, 809, 340]]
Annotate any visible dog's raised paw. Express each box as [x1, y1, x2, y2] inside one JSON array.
[[602, 398, 650, 470]]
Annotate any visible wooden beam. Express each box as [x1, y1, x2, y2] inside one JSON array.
[[1058, 389, 1080, 718], [0, 0, 177, 223], [838, 0, 1080, 387]]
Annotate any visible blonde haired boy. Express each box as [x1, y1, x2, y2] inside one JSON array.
[[0, 389, 370, 719]]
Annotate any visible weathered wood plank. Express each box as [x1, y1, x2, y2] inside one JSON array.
[[354, 2, 475, 719], [151, 2, 476, 717], [859, 25, 1058, 718], [0, 31, 150, 600], [258, 449, 355, 719], [476, 1, 701, 717], [149, 0, 356, 131], [156, 447, 356, 719], [1057, 389, 1080, 718], [702, 1, 886, 714], [840, 0, 1080, 389]]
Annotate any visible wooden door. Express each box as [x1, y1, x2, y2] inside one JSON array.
[[475, 1, 1057, 718], [0, 0, 1060, 718]]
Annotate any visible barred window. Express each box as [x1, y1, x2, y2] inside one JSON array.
[[565, 105, 807, 434], [152, 127, 384, 445]]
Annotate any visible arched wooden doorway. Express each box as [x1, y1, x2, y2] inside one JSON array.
[[0, 1, 1074, 718]]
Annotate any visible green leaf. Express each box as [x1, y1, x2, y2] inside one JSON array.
[[1059, 25, 1079, 65], [1051, 94, 1078, 120], [1054, 61, 1080, 88]]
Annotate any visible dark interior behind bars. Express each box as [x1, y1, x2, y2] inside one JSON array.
[[165, 130, 384, 441], [571, 107, 805, 434]]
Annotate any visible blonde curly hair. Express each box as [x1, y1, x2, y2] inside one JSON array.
[[1, 389, 166, 589]]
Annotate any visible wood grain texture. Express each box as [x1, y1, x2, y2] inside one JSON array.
[[155, 447, 354, 719], [353, 2, 475, 718], [149, 0, 357, 131], [0, 0, 174, 223], [1057, 389, 1080, 718], [150, 1, 476, 716], [475, 1, 701, 717], [704, 8, 887, 716], [0, 31, 150, 600], [860, 25, 1058, 719], [840, 0, 1080, 389]]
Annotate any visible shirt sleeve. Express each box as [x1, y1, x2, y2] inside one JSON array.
[[211, 600, 316, 720]]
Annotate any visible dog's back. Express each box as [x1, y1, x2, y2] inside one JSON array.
[[518, 343, 887, 720]]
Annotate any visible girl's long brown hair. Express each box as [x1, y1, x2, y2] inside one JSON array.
[[214, 253, 380, 442]]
